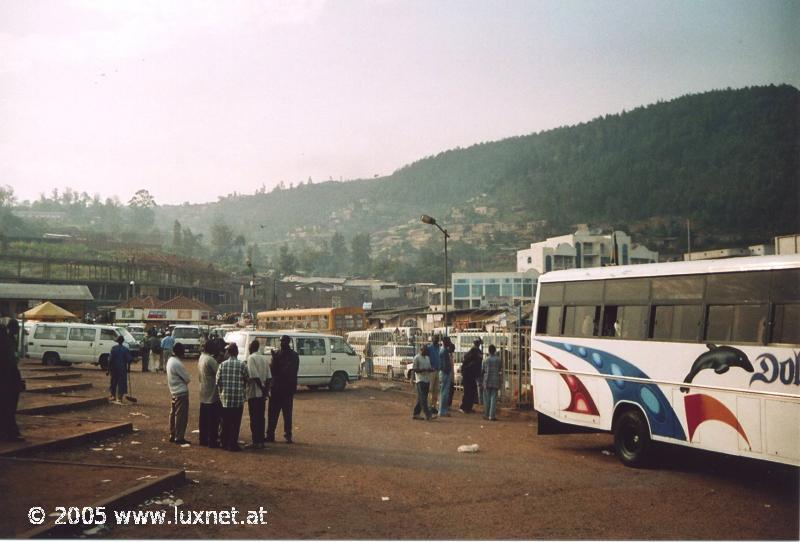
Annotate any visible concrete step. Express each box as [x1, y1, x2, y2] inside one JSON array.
[[24, 382, 93, 394], [20, 372, 83, 381], [17, 394, 109, 415], [0, 415, 133, 458]]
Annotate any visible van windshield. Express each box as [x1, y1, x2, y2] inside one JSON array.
[[173, 328, 201, 339]]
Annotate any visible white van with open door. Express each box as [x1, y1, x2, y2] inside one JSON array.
[[223, 330, 360, 391]]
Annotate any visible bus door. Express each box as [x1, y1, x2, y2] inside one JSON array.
[[295, 336, 330, 384]]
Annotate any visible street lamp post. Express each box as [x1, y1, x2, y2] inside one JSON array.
[[129, 280, 135, 300], [420, 214, 450, 336]]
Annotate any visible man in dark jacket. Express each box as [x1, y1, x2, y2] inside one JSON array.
[[459, 338, 482, 413], [0, 321, 24, 441], [266, 335, 300, 443], [108, 335, 132, 402]]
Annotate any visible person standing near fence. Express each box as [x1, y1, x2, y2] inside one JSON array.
[[427, 335, 441, 415], [459, 338, 482, 413], [412, 345, 434, 420], [437, 337, 455, 416], [482, 344, 502, 421]]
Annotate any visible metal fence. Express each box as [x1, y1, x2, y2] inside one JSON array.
[[353, 327, 533, 410]]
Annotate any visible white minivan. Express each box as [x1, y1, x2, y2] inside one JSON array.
[[223, 330, 360, 391], [27, 322, 139, 369], [171, 325, 204, 357]]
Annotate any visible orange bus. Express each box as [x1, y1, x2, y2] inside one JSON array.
[[256, 307, 366, 334]]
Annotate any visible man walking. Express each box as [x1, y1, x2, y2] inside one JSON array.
[[459, 338, 482, 413], [216, 343, 249, 451], [246, 339, 271, 449], [108, 335, 132, 403], [266, 335, 299, 444], [166, 343, 191, 445], [197, 340, 221, 448]]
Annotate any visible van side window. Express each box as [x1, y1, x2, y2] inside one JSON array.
[[100, 329, 117, 341], [297, 338, 326, 356], [34, 326, 68, 340], [69, 328, 95, 341], [331, 337, 354, 354]]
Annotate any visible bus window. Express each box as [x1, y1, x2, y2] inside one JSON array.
[[536, 306, 562, 335], [706, 304, 769, 343], [605, 278, 650, 303], [564, 305, 599, 337], [771, 269, 800, 302], [538, 283, 563, 304], [564, 281, 603, 304], [706, 271, 770, 303], [652, 276, 704, 300], [772, 304, 800, 344], [651, 304, 702, 341], [602, 305, 648, 339]]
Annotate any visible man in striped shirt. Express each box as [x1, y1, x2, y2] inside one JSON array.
[[216, 343, 249, 452]]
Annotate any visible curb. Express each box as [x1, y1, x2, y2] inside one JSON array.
[[0, 421, 134, 458], [17, 396, 109, 416]]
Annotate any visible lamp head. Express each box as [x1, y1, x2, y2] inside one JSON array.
[[420, 214, 436, 225]]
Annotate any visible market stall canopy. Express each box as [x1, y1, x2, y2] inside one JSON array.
[[20, 301, 78, 321]]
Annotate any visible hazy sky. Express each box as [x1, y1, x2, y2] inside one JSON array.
[[2, 0, 798, 205]]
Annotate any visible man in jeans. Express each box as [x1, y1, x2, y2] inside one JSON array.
[[427, 335, 441, 415], [166, 343, 191, 445], [481, 344, 502, 421], [412, 345, 434, 420]]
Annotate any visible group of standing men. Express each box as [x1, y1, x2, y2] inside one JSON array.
[[169, 334, 300, 452], [412, 334, 501, 421]]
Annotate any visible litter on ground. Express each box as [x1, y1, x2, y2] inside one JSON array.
[[457, 444, 480, 453]]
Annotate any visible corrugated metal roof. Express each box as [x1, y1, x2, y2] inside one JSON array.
[[0, 283, 94, 301]]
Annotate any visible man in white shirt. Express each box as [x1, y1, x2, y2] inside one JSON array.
[[166, 342, 191, 445], [197, 340, 221, 448], [246, 339, 271, 449]]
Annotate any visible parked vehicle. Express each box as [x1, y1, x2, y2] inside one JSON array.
[[27, 322, 139, 369], [171, 324, 204, 357], [345, 330, 394, 376], [372, 343, 416, 380], [224, 330, 360, 391]]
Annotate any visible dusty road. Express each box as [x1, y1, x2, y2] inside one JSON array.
[[21, 360, 800, 539]]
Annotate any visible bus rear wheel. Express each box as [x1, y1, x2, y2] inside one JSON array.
[[614, 409, 652, 468]]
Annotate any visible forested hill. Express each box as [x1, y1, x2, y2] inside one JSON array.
[[158, 84, 798, 249]]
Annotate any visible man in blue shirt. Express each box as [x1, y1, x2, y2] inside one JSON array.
[[108, 335, 132, 403], [427, 335, 441, 415], [160, 331, 176, 373]]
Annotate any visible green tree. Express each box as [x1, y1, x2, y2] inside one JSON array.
[[277, 244, 298, 276], [350, 233, 371, 277], [172, 220, 183, 250], [210, 221, 235, 260], [330, 231, 348, 275]]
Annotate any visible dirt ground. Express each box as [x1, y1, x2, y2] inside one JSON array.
[[13, 359, 800, 540]]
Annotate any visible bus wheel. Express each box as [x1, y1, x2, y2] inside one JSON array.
[[614, 409, 651, 468], [43, 352, 60, 366], [98, 354, 109, 371], [387, 367, 394, 380], [329, 372, 347, 392]]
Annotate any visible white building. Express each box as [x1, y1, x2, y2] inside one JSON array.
[[452, 271, 539, 309], [517, 226, 658, 274]]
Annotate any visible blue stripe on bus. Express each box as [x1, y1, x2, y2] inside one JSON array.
[[541, 340, 687, 441]]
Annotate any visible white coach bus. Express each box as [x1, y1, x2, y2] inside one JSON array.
[[530, 254, 800, 467]]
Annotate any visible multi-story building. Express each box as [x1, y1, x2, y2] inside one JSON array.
[[451, 271, 539, 309], [516, 226, 658, 274]]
